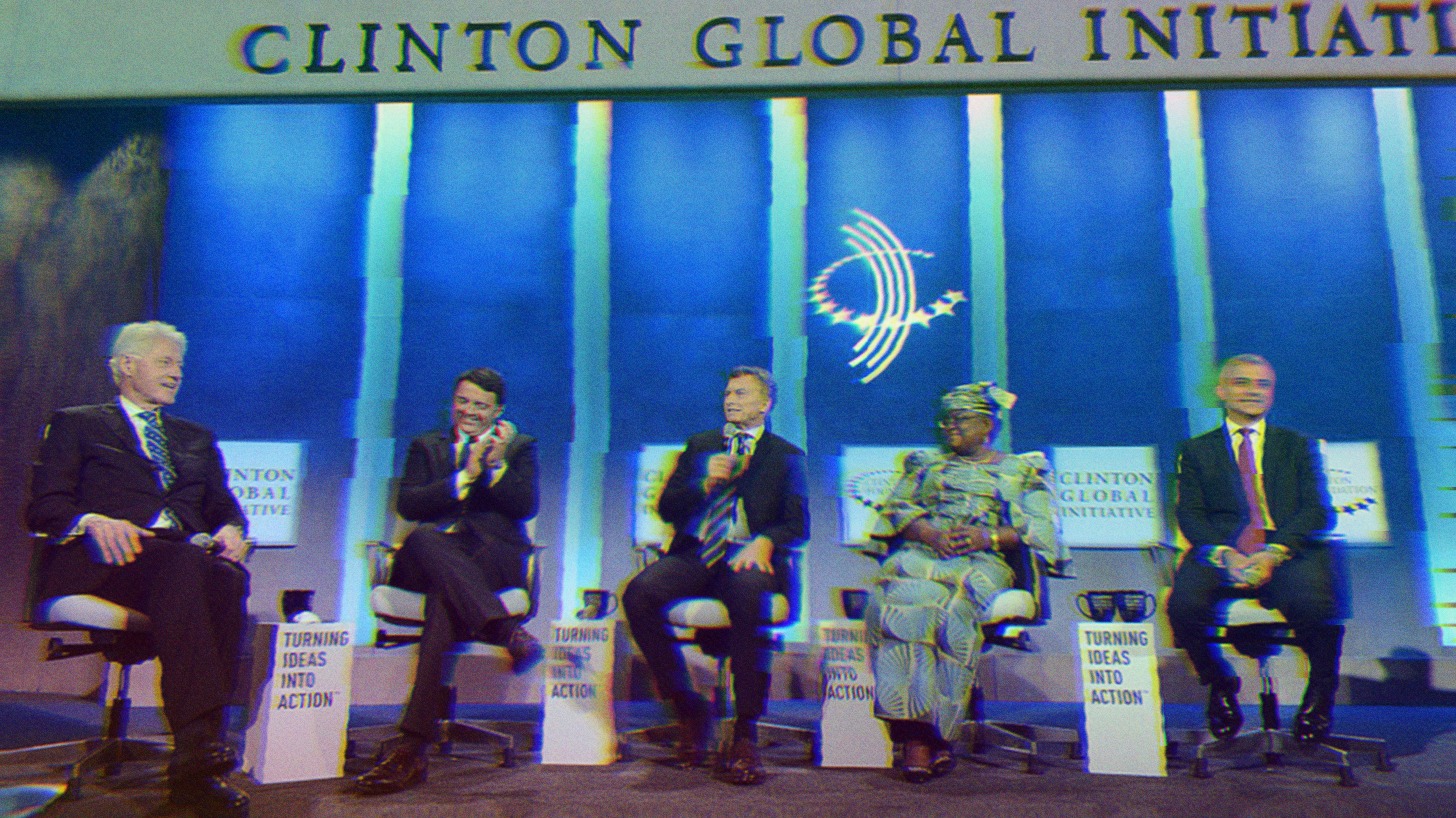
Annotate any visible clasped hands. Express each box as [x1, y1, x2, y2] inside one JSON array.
[[909, 519, 1013, 558], [1218, 547, 1283, 589], [83, 516, 249, 565]]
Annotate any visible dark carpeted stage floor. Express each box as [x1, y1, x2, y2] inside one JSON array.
[[2, 695, 1455, 817]]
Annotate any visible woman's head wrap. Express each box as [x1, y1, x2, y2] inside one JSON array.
[[940, 382, 1017, 417]]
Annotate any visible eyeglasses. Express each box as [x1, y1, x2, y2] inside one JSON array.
[[938, 412, 989, 428]]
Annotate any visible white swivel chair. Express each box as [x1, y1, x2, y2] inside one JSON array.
[[619, 545, 816, 764], [364, 539, 542, 767], [962, 545, 1083, 773], [1189, 597, 1393, 786], [0, 538, 171, 799]]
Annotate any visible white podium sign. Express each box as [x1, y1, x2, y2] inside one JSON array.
[[1078, 621, 1166, 777], [540, 620, 617, 765], [243, 622, 354, 784], [817, 620, 891, 768]]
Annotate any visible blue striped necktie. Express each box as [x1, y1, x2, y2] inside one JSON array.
[[140, 409, 176, 490], [698, 432, 749, 569]]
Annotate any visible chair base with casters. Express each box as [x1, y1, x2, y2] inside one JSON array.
[[0, 594, 172, 799], [962, 584, 1083, 774], [618, 594, 817, 766], [1185, 599, 1393, 787]]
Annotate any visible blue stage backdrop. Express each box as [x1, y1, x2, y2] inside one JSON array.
[[31, 82, 1441, 657], [394, 101, 578, 616], [805, 96, 972, 449], [161, 103, 375, 621], [1002, 91, 1183, 459]]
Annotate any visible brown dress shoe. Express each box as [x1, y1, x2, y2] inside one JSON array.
[[718, 737, 765, 786], [354, 744, 428, 795], [674, 710, 712, 768], [507, 629, 545, 675], [901, 739, 933, 784]]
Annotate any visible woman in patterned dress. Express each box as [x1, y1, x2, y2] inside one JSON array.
[[864, 382, 1065, 782]]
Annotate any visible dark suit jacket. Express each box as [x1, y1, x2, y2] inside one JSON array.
[[657, 429, 808, 587], [26, 401, 246, 597], [1175, 422, 1335, 555], [395, 428, 538, 550]]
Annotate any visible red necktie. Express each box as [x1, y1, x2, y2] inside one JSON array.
[[1235, 427, 1267, 555]]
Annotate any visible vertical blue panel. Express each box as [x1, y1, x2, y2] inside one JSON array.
[[608, 100, 772, 448], [395, 103, 574, 446], [1202, 88, 1410, 532], [1001, 92, 1181, 456], [1413, 88, 1456, 378], [805, 96, 971, 448], [163, 105, 373, 436], [162, 103, 375, 619], [398, 103, 576, 618]]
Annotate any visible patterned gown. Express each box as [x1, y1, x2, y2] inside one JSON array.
[[864, 449, 1063, 741]]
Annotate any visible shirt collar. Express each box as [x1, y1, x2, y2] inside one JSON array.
[[723, 423, 764, 442], [118, 395, 153, 419], [1224, 416, 1267, 438]]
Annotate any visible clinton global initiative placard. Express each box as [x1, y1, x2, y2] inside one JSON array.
[[838, 446, 926, 546], [1051, 446, 1163, 549], [218, 441, 303, 546], [1322, 440, 1390, 546], [634, 444, 683, 548]]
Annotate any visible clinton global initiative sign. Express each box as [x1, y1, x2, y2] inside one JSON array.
[[1, 1, 1454, 101], [1051, 447, 1163, 549]]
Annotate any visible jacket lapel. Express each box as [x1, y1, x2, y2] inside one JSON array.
[[101, 403, 148, 458]]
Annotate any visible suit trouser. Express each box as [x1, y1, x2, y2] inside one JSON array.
[[392, 527, 527, 741], [622, 553, 777, 725], [1166, 547, 1342, 689], [42, 537, 249, 754]]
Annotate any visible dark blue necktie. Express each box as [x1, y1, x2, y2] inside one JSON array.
[[698, 432, 750, 569], [139, 409, 176, 490]]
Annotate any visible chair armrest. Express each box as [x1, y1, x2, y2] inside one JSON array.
[[365, 541, 399, 588]]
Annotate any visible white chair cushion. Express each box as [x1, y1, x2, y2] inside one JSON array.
[[370, 585, 530, 626], [1222, 597, 1289, 627], [983, 588, 1036, 625], [36, 595, 151, 632], [666, 594, 790, 629]]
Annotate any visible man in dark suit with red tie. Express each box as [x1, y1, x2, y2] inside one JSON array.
[[27, 320, 251, 818], [623, 366, 809, 786], [354, 367, 542, 795], [1167, 354, 1341, 744]]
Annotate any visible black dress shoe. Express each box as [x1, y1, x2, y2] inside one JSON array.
[[1207, 676, 1243, 740], [674, 711, 711, 768], [169, 775, 249, 818], [507, 629, 545, 675], [168, 742, 239, 783], [718, 737, 766, 786], [1293, 682, 1336, 744], [354, 744, 428, 795]]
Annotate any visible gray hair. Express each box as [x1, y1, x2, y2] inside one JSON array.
[[109, 321, 187, 384], [727, 365, 776, 405], [1219, 353, 1273, 378]]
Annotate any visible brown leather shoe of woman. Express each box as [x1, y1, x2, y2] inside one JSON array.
[[902, 740, 933, 784]]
